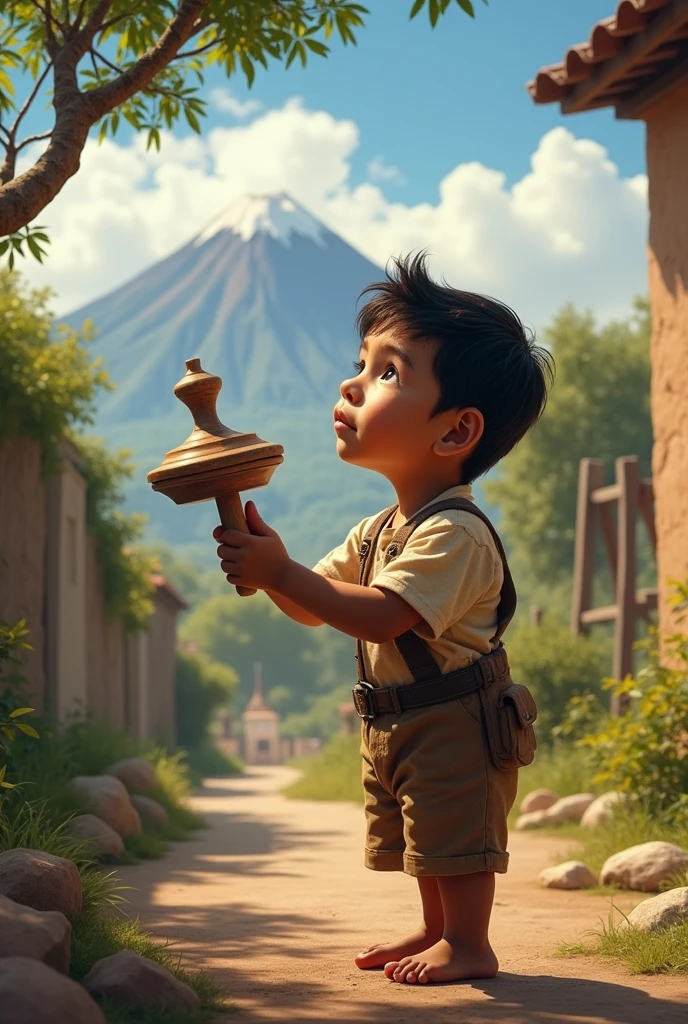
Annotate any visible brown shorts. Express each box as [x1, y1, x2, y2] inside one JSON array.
[[360, 687, 518, 877]]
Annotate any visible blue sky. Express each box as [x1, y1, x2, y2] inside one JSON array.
[[198, 0, 645, 200]]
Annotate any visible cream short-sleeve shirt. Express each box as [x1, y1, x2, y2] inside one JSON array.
[[313, 484, 504, 687]]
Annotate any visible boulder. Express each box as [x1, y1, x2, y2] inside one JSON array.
[[0, 895, 71, 973], [65, 814, 125, 859], [83, 950, 200, 1012], [580, 791, 628, 829], [544, 793, 596, 825], [0, 956, 106, 1024], [70, 775, 142, 837], [105, 757, 158, 794], [131, 795, 169, 829], [538, 861, 596, 890], [600, 841, 688, 892], [514, 810, 550, 830], [520, 788, 559, 815], [625, 887, 688, 932], [0, 848, 82, 920]]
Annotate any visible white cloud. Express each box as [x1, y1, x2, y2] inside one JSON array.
[[367, 156, 405, 184], [19, 98, 648, 332], [211, 86, 263, 119]]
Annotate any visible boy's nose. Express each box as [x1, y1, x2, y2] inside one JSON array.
[[340, 377, 361, 403]]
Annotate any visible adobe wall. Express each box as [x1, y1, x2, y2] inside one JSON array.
[[645, 81, 688, 641], [147, 590, 178, 745], [86, 535, 126, 730], [0, 439, 46, 707]]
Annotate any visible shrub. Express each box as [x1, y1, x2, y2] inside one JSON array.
[[175, 648, 237, 752], [283, 734, 362, 802], [507, 613, 610, 742], [570, 582, 688, 822]]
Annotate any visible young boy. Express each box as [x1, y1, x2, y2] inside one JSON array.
[[213, 253, 553, 985]]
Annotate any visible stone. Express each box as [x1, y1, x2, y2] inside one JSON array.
[[105, 757, 158, 793], [625, 887, 688, 931], [0, 848, 82, 920], [580, 791, 628, 829], [519, 788, 559, 814], [131, 795, 169, 829], [0, 894, 71, 973], [538, 861, 596, 890], [600, 841, 688, 891], [0, 956, 106, 1024], [83, 950, 201, 1012], [65, 814, 125, 859], [544, 793, 596, 824], [514, 810, 550, 830], [71, 775, 142, 837]]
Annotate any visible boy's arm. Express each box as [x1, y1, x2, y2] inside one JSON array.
[[265, 590, 324, 627]]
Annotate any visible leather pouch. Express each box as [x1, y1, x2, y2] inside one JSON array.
[[479, 677, 538, 771]]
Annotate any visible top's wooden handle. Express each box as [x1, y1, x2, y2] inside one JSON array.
[[216, 492, 256, 598]]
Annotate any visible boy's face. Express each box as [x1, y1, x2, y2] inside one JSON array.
[[334, 329, 473, 481]]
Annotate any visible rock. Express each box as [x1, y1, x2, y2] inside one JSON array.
[[0, 894, 71, 973], [0, 956, 106, 1023], [514, 810, 550, 830], [600, 841, 688, 891], [65, 814, 125, 859], [538, 861, 596, 890], [0, 848, 82, 920], [520, 788, 559, 815], [131, 795, 169, 829], [105, 757, 158, 794], [580, 791, 628, 829], [83, 950, 201, 1012], [70, 775, 142, 837], [625, 887, 688, 931], [544, 793, 596, 824]]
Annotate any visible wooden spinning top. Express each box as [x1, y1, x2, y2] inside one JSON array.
[[147, 358, 283, 597]]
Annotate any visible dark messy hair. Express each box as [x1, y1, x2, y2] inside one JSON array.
[[356, 253, 554, 483]]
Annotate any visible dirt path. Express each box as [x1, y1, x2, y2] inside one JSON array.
[[117, 768, 688, 1023]]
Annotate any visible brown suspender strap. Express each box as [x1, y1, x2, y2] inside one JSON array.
[[356, 506, 396, 682], [357, 497, 517, 685]]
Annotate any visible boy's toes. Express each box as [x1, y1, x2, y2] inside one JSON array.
[[383, 960, 400, 980], [404, 961, 426, 984], [391, 957, 415, 983]]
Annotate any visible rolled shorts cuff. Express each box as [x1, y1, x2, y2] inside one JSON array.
[[364, 848, 405, 872], [403, 850, 510, 877]]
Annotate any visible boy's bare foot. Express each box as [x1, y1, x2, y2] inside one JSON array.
[[384, 937, 499, 984], [354, 925, 443, 970]]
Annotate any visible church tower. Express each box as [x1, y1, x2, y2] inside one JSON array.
[[242, 661, 281, 765]]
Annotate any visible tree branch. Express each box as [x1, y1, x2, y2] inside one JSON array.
[[84, 0, 212, 121], [9, 62, 54, 143], [16, 131, 53, 154], [175, 38, 218, 60]]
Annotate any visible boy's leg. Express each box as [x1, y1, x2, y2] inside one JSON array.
[[384, 870, 498, 984], [354, 875, 444, 969]]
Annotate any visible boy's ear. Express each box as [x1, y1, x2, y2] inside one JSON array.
[[432, 408, 484, 459]]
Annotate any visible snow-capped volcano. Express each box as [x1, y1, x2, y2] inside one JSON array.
[[64, 192, 382, 423], [194, 192, 327, 248]]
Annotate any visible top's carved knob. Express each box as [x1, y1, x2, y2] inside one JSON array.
[[173, 358, 227, 439]]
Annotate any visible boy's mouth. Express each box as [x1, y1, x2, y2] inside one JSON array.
[[334, 408, 356, 432]]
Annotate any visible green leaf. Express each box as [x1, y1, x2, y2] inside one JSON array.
[[1, 726, 15, 741], [8, 707, 34, 718], [409, 0, 426, 18], [0, 764, 6, 783], [184, 107, 201, 133], [26, 236, 44, 262], [15, 723, 39, 739], [0, 781, 16, 790], [455, 0, 476, 15], [0, 240, 9, 256], [240, 52, 255, 87]]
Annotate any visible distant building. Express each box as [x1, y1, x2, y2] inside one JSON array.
[[242, 662, 281, 765]]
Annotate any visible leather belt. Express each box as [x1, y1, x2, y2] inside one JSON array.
[[352, 646, 508, 720]]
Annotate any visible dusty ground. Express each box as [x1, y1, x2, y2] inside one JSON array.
[[117, 767, 688, 1023]]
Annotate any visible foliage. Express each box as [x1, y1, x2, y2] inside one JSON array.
[[181, 590, 354, 730], [512, 741, 598, 824], [184, 737, 242, 779], [506, 612, 610, 742], [0, 270, 110, 465], [283, 733, 362, 802], [0, 1, 477, 244], [0, 620, 39, 801], [175, 647, 237, 751], [559, 911, 688, 976], [410, 0, 487, 25], [568, 582, 688, 820], [281, 683, 353, 739], [138, 541, 224, 610], [485, 299, 652, 586]]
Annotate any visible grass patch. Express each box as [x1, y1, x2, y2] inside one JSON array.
[[553, 804, 688, 879], [185, 739, 242, 781], [511, 741, 599, 824], [283, 734, 362, 802], [558, 909, 688, 975]]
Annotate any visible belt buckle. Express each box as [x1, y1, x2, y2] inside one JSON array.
[[352, 681, 377, 720]]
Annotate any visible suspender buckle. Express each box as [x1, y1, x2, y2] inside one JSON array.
[[352, 681, 377, 719]]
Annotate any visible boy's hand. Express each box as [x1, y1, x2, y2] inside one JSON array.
[[213, 500, 290, 592]]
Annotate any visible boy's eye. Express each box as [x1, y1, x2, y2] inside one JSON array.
[[381, 365, 399, 382]]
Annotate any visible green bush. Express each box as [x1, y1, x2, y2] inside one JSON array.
[[283, 733, 362, 802], [507, 613, 610, 742], [570, 582, 688, 822], [175, 649, 237, 752]]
